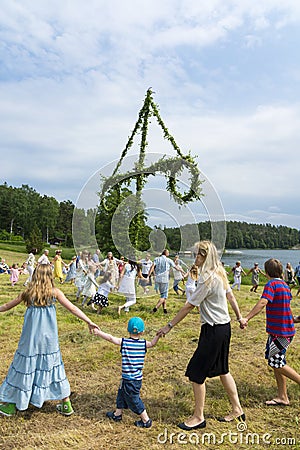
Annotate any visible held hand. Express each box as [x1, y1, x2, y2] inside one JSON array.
[[88, 322, 100, 334], [93, 327, 102, 336], [239, 318, 248, 329], [157, 325, 171, 337]]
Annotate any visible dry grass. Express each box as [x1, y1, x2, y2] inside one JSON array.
[[0, 251, 299, 449]]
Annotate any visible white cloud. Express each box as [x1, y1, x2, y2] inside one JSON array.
[[1, 0, 300, 229]]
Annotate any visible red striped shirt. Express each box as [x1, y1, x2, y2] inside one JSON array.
[[261, 279, 295, 337]]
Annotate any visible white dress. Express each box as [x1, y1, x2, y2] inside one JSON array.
[[118, 264, 137, 298]]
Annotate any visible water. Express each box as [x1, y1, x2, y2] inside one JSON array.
[[180, 248, 300, 270], [221, 249, 300, 270]]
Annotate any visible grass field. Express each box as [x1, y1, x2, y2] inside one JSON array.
[[0, 249, 299, 449]]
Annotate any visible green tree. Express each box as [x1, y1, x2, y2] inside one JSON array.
[[96, 186, 150, 256], [26, 225, 43, 253]]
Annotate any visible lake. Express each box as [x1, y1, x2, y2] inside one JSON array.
[[221, 249, 300, 270], [180, 248, 300, 270]]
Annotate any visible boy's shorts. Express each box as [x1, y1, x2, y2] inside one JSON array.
[[156, 282, 169, 299], [265, 334, 293, 368], [116, 379, 145, 415]]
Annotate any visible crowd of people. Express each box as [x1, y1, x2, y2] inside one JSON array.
[[0, 242, 299, 430]]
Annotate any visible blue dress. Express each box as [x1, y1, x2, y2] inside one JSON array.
[[0, 299, 70, 411], [64, 261, 76, 283]]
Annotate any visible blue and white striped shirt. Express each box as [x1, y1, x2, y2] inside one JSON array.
[[121, 338, 147, 380]]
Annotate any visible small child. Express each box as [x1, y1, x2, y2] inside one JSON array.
[[64, 256, 77, 284], [87, 272, 114, 314], [241, 258, 300, 406], [81, 264, 97, 307], [93, 317, 161, 428], [10, 263, 20, 287], [184, 264, 198, 302], [172, 256, 185, 295]]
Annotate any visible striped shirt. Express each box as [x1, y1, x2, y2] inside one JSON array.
[[121, 338, 147, 381], [261, 278, 295, 337]]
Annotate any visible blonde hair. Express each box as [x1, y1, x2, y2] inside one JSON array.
[[193, 240, 229, 289], [189, 264, 199, 281], [21, 264, 55, 307]]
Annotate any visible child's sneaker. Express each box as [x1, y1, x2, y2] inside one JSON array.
[[0, 403, 16, 417], [106, 411, 122, 421], [134, 418, 152, 428], [56, 400, 74, 416]]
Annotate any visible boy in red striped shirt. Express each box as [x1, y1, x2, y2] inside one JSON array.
[[240, 258, 300, 406]]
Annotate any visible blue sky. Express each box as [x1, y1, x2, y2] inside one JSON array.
[[1, 0, 300, 230]]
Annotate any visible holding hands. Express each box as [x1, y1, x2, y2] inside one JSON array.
[[88, 321, 100, 334], [238, 318, 248, 329], [157, 323, 172, 337]]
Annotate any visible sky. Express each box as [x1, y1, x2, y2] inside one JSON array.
[[1, 0, 300, 231]]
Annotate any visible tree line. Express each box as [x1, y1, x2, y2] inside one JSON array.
[[1, 183, 299, 253], [0, 183, 74, 249], [163, 221, 300, 251]]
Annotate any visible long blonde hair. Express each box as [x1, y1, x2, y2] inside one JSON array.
[[189, 264, 199, 281], [21, 264, 55, 306], [193, 240, 229, 289]]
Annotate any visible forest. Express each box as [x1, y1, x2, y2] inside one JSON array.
[[0, 182, 299, 252], [163, 221, 300, 251]]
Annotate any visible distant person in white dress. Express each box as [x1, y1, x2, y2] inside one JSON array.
[[231, 261, 246, 291], [118, 260, 144, 315], [24, 249, 37, 286], [101, 252, 122, 287], [138, 254, 153, 294]]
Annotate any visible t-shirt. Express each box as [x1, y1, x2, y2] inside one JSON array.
[[261, 278, 295, 337], [189, 275, 231, 326], [121, 337, 147, 380], [233, 266, 243, 278], [37, 254, 50, 265], [140, 259, 152, 275], [154, 255, 176, 283], [97, 281, 114, 297], [172, 265, 183, 281]]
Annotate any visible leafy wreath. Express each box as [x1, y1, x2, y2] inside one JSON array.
[[99, 88, 203, 211]]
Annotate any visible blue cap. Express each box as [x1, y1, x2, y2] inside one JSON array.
[[127, 317, 145, 334]]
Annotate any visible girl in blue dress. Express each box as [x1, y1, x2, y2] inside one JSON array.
[[0, 264, 99, 417]]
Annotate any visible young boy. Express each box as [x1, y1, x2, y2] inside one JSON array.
[[93, 317, 160, 428], [240, 258, 300, 406]]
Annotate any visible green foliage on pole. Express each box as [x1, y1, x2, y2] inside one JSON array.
[[98, 88, 203, 251]]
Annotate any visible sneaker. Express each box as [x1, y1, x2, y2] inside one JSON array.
[[134, 418, 152, 428], [0, 403, 16, 417], [56, 400, 74, 416], [163, 309, 168, 314], [152, 307, 157, 313], [106, 411, 122, 421]]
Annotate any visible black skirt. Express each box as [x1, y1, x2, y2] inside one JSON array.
[[185, 322, 231, 384]]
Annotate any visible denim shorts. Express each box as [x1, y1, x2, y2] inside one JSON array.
[[116, 379, 145, 415], [157, 282, 169, 299]]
